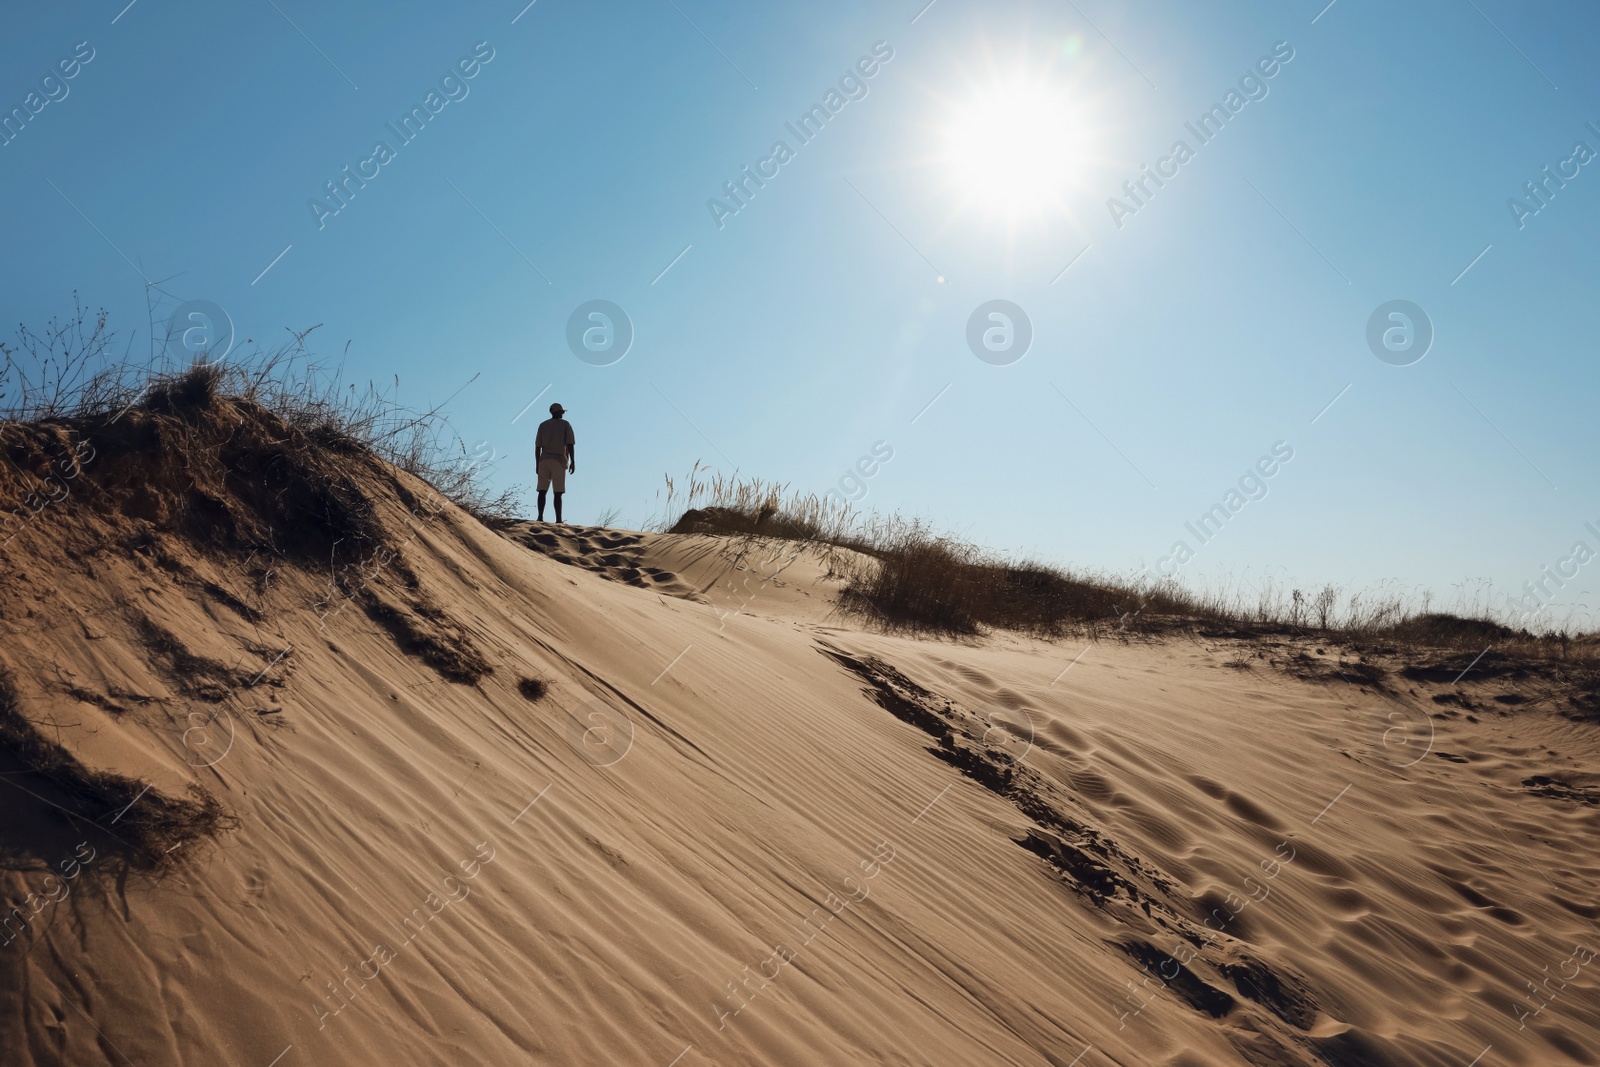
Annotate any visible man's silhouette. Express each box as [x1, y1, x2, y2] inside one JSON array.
[[535, 402, 575, 523]]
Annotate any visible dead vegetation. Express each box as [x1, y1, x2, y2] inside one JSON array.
[[0, 302, 514, 864], [2, 302, 520, 530], [658, 466, 1191, 637], [1, 305, 503, 679], [662, 472, 1600, 715]]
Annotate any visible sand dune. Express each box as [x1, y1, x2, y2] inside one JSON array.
[[2, 414, 1598, 1066]]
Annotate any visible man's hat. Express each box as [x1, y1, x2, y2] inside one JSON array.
[[549, 402, 566, 415]]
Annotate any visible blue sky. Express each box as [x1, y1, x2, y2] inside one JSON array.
[[4, 0, 1598, 627]]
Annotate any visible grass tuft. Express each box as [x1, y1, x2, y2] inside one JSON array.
[[2, 303, 520, 524], [658, 470, 1600, 666]]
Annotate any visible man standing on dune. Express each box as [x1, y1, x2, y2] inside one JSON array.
[[535, 402, 575, 523]]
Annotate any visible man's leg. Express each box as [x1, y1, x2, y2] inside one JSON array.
[[553, 492, 563, 523], [537, 489, 547, 521]]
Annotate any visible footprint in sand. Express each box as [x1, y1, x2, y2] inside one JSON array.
[[1067, 767, 1116, 801], [1223, 790, 1288, 832], [1436, 874, 1527, 925], [955, 664, 995, 686], [244, 866, 269, 905]]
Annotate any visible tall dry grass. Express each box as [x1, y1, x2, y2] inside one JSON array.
[[1, 302, 518, 521], [657, 471, 1600, 663], [656, 462, 859, 544]]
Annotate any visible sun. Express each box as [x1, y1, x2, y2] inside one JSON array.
[[942, 78, 1090, 218]]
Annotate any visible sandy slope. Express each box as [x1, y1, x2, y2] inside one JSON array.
[[1, 474, 1598, 1067]]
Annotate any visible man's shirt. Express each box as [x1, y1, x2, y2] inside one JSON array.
[[536, 417, 574, 459]]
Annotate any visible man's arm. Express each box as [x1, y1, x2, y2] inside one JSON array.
[[567, 445, 575, 474]]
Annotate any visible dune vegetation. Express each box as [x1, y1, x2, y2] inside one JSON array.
[[659, 463, 1600, 670]]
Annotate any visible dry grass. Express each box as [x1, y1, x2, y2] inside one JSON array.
[[838, 516, 1186, 637], [658, 472, 1600, 668], [659, 463, 858, 545], [0, 301, 515, 864], [655, 462, 870, 579], [2, 304, 519, 523]]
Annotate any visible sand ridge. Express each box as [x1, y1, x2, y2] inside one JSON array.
[[1, 487, 1597, 1066]]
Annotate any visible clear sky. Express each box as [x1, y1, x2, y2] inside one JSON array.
[[4, 0, 1597, 628]]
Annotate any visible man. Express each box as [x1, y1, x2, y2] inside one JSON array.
[[534, 402, 575, 523]]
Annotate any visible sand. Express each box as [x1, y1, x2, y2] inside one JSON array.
[[1, 466, 1598, 1067]]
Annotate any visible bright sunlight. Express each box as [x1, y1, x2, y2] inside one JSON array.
[[942, 78, 1092, 218]]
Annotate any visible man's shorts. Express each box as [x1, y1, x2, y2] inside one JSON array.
[[537, 456, 567, 493]]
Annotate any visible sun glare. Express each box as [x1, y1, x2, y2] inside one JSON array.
[[943, 79, 1090, 218]]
